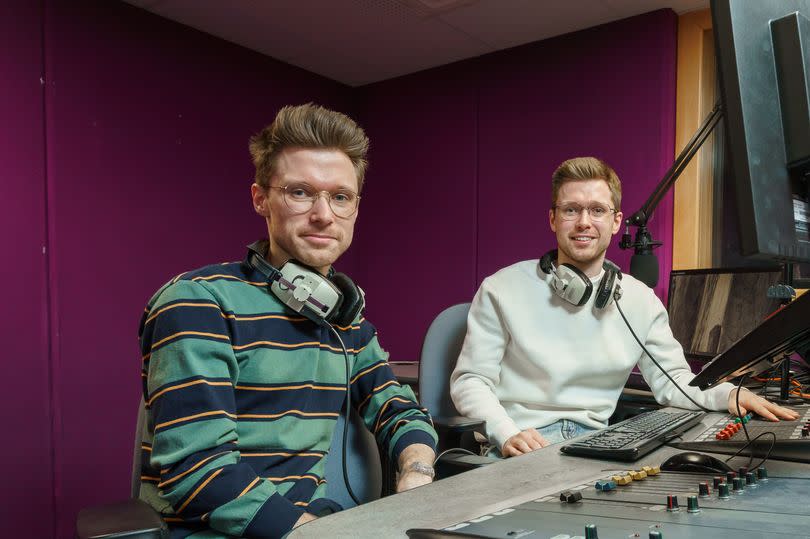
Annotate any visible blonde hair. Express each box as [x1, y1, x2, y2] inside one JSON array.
[[249, 103, 370, 191], [551, 156, 622, 210]]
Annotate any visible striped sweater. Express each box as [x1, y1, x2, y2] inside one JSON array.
[[138, 249, 437, 538]]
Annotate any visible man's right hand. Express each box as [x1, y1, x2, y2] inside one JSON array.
[[501, 428, 550, 457]]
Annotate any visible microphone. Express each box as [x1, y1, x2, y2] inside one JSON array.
[[620, 224, 661, 288], [630, 252, 659, 288]]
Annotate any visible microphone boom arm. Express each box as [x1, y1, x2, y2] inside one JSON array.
[[627, 101, 723, 228], [620, 101, 724, 255]]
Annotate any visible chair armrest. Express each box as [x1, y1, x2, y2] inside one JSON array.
[[435, 452, 496, 479], [76, 498, 168, 539], [432, 415, 485, 433]]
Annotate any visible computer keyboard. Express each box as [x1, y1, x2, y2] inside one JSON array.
[[559, 409, 705, 461]]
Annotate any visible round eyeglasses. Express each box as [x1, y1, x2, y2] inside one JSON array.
[[268, 182, 360, 219], [553, 203, 617, 222]]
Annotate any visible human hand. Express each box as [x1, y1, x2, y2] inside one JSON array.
[[293, 512, 317, 528], [727, 388, 801, 421], [501, 428, 550, 457]]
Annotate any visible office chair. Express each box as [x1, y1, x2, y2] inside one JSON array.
[[417, 303, 494, 476], [76, 400, 383, 539]]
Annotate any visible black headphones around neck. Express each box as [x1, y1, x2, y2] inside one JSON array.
[[245, 240, 365, 327], [538, 249, 622, 309]]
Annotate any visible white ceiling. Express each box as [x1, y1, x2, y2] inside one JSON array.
[[124, 0, 709, 87]]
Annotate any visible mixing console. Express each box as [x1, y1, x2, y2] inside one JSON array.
[[410, 465, 810, 538], [673, 404, 810, 463]]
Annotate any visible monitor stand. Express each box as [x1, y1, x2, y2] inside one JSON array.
[[766, 263, 805, 405]]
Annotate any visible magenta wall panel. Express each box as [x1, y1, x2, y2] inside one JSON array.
[[355, 62, 480, 361], [40, 1, 352, 535], [1, 2, 55, 537]]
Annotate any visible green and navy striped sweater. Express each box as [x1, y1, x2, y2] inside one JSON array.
[[138, 250, 437, 538]]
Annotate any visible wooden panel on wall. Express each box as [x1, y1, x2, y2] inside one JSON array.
[[674, 9, 716, 270]]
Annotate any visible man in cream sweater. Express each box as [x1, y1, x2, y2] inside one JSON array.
[[450, 157, 798, 458]]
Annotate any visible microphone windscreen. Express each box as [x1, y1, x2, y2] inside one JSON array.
[[630, 253, 659, 288]]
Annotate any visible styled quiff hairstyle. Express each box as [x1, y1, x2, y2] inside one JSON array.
[[551, 156, 622, 211], [249, 103, 370, 192]]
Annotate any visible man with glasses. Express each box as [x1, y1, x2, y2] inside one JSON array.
[[138, 104, 437, 538], [450, 156, 797, 458]]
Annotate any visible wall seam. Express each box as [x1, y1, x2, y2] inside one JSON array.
[[40, 0, 62, 535]]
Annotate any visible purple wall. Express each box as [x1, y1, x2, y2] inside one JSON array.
[[354, 62, 481, 361], [4, 1, 352, 536], [1, 3, 54, 538], [355, 10, 677, 362], [4, 2, 677, 537]]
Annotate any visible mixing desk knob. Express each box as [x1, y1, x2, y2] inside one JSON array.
[[642, 465, 660, 476], [559, 490, 582, 503], [595, 480, 617, 491], [666, 494, 679, 511], [584, 524, 599, 539], [698, 482, 710, 497], [649, 530, 663, 539], [732, 477, 745, 493], [713, 476, 724, 489], [757, 467, 768, 481], [612, 474, 633, 485], [631, 470, 647, 480], [738, 466, 749, 477], [726, 471, 737, 483], [718, 483, 730, 499], [745, 472, 757, 486], [687, 495, 701, 513]]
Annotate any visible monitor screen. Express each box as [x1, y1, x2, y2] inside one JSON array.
[[691, 290, 810, 389], [668, 268, 783, 361]]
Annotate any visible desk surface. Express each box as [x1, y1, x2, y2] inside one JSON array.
[[289, 411, 810, 538], [389, 361, 419, 385]]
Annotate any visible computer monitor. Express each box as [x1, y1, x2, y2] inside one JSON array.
[[668, 267, 783, 361], [688, 0, 810, 389], [712, 0, 810, 264], [690, 290, 810, 389]]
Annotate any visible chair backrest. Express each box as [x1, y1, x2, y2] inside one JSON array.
[[130, 399, 381, 509], [131, 400, 147, 499], [418, 302, 471, 418], [324, 406, 382, 509]]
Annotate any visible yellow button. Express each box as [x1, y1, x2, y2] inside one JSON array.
[[631, 470, 648, 480]]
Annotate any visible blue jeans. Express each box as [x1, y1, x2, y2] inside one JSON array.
[[484, 419, 596, 458]]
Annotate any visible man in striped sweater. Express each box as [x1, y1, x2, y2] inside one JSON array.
[[138, 103, 437, 538]]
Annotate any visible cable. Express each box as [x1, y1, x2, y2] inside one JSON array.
[[616, 295, 784, 470], [328, 324, 362, 506], [614, 297, 713, 412], [433, 447, 478, 466]]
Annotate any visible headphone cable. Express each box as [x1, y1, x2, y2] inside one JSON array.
[[328, 325, 363, 507], [614, 296, 713, 413]]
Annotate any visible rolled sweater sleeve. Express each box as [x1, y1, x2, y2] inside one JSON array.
[[140, 280, 303, 538], [349, 320, 437, 462]]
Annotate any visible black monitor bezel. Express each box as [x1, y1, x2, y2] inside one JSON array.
[[712, 0, 810, 264]]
